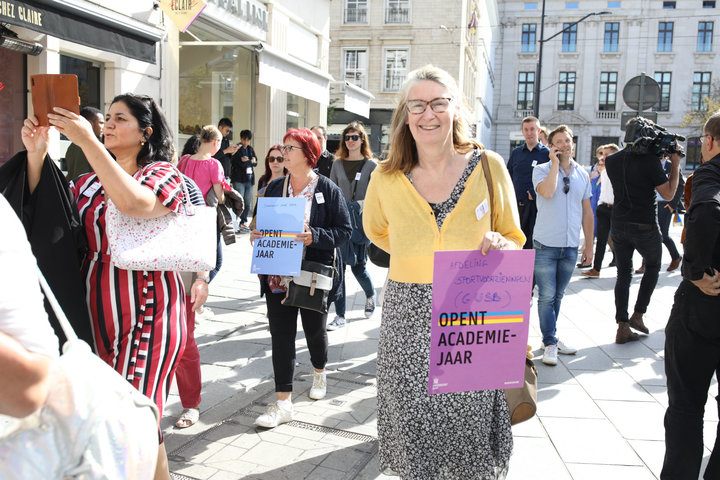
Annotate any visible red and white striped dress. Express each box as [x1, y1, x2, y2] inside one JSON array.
[[70, 162, 187, 419]]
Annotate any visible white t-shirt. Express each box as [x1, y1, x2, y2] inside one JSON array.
[[0, 196, 59, 357], [598, 169, 615, 206]]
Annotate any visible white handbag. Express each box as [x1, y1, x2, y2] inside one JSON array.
[[105, 178, 217, 272], [0, 268, 161, 479]]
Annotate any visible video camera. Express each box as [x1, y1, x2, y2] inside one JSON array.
[[624, 116, 686, 158]]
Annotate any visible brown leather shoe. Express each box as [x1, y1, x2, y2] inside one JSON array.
[[635, 265, 645, 274], [667, 258, 681, 272], [616, 322, 640, 344], [582, 268, 600, 278], [628, 312, 650, 334]]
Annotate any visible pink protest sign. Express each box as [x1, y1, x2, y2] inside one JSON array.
[[428, 249, 535, 395]]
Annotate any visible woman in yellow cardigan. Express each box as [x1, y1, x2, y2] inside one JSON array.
[[363, 65, 525, 479]]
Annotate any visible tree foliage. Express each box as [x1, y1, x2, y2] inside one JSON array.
[[682, 80, 720, 129]]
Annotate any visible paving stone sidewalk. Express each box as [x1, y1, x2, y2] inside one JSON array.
[[163, 222, 715, 480]]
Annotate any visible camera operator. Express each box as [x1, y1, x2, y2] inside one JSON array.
[[605, 117, 682, 344]]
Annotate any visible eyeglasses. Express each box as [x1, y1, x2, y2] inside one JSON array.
[[268, 156, 284, 163], [700, 134, 714, 145], [281, 145, 300, 153], [344, 134, 360, 142], [405, 97, 453, 115], [563, 177, 570, 194]]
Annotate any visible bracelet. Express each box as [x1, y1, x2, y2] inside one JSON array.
[[195, 274, 210, 283]]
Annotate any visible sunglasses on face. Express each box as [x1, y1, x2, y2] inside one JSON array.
[[268, 156, 284, 163], [563, 176, 570, 194], [344, 134, 360, 142]]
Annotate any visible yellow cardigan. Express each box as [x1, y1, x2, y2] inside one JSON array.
[[363, 150, 525, 284]]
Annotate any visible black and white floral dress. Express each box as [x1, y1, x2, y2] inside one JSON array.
[[377, 154, 513, 479]]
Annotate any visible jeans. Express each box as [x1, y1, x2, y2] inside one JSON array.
[[334, 260, 375, 317], [533, 241, 577, 346], [593, 204, 612, 271], [658, 201, 681, 261], [518, 199, 538, 250], [233, 181, 254, 225], [265, 290, 328, 392], [662, 282, 720, 479], [611, 220, 662, 323], [209, 229, 222, 283], [176, 295, 201, 408]]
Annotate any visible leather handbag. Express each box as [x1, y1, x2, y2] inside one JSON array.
[[481, 150, 539, 425], [281, 259, 335, 314], [105, 177, 216, 272]]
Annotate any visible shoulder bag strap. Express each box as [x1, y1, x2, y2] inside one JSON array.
[[480, 150, 494, 231], [282, 175, 290, 198], [350, 159, 369, 202]]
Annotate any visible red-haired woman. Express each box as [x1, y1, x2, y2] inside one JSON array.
[[250, 128, 351, 428]]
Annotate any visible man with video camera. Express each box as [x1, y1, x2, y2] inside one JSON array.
[[605, 116, 683, 344]]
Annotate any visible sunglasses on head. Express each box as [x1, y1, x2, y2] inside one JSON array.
[[268, 156, 284, 163], [563, 176, 570, 194], [344, 134, 360, 142]]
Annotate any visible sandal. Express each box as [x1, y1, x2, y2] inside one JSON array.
[[175, 407, 200, 428]]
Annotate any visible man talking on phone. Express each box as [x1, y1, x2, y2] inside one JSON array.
[[532, 125, 593, 366]]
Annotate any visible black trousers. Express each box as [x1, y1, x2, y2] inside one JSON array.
[[662, 281, 720, 479], [658, 201, 681, 261], [265, 291, 328, 392], [611, 220, 662, 322], [593, 204, 612, 271], [518, 199, 538, 250]]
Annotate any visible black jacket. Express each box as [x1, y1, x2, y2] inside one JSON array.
[[315, 150, 334, 178], [213, 136, 232, 178], [0, 152, 94, 350], [260, 175, 352, 301], [230, 145, 257, 183]]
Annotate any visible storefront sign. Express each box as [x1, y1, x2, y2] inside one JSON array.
[[0, 1, 44, 28], [428, 249, 534, 395], [158, 0, 206, 33], [206, 0, 268, 31]]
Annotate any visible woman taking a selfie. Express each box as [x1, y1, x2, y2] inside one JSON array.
[[363, 65, 524, 479], [250, 128, 351, 429], [21, 93, 188, 480]]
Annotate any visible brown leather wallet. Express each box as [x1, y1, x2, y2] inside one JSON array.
[[30, 74, 80, 126]]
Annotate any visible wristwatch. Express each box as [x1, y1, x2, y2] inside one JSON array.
[[195, 274, 210, 283]]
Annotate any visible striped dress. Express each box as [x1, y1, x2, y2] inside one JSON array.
[[70, 162, 187, 420]]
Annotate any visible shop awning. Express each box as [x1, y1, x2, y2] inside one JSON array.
[[343, 82, 374, 119], [257, 43, 333, 105], [1, 0, 163, 63]]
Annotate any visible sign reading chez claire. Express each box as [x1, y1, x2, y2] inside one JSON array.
[[0, 1, 44, 28]]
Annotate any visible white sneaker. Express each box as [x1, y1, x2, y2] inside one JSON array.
[[542, 344, 558, 366], [364, 297, 375, 318], [254, 401, 293, 428], [309, 371, 327, 400], [542, 340, 577, 355], [326, 316, 346, 331]]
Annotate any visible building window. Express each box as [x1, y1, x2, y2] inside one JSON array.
[[607, 1, 621, 7], [562, 23, 577, 52], [692, 72, 712, 111], [604, 22, 619, 52], [704, 1, 716, 7], [383, 49, 408, 91], [286, 93, 307, 130], [521, 24, 537, 52], [558, 72, 576, 110], [60, 55, 101, 110], [658, 22, 673, 52], [598, 72, 617, 111], [524, 2, 538, 9], [517, 71, 535, 110], [663, 1, 676, 7], [344, 0, 368, 24], [386, 0, 409, 23], [343, 49, 368, 89], [653, 72, 672, 112], [698, 21, 714, 51]]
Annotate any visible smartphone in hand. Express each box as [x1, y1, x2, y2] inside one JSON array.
[[31, 74, 80, 126]]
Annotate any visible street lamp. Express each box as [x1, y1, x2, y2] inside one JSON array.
[[532, 3, 610, 118]]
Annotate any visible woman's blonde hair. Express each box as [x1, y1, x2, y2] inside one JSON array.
[[336, 121, 374, 160], [200, 125, 222, 143], [381, 64, 481, 173]]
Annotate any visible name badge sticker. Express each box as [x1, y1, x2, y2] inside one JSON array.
[[315, 192, 325, 204], [246, 167, 253, 174], [475, 199, 489, 221], [531, 160, 538, 167], [355, 172, 362, 181], [83, 183, 101, 197]]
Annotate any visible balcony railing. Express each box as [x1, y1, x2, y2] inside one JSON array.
[[386, 7, 409, 23], [344, 7, 368, 24], [514, 109, 534, 119], [595, 110, 618, 120]]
